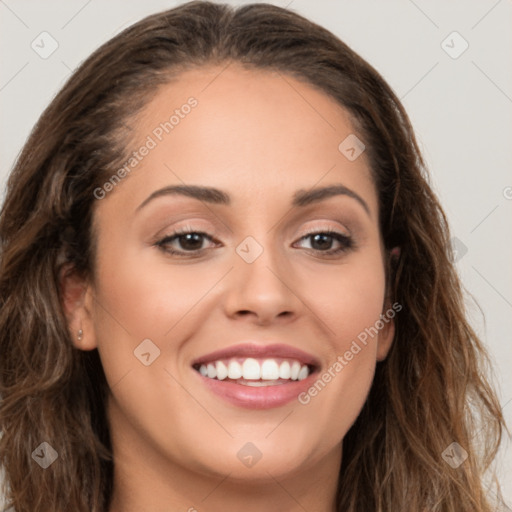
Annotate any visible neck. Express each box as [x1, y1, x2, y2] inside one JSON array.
[[107, 416, 341, 512]]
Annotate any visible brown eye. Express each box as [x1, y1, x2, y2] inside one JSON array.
[[155, 230, 216, 256], [310, 233, 335, 251], [295, 230, 354, 256], [174, 232, 205, 251]]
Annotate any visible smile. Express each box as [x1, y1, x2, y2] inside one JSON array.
[[191, 343, 320, 409], [195, 357, 312, 383]]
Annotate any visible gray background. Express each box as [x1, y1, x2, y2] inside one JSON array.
[[1, 0, 511, 506]]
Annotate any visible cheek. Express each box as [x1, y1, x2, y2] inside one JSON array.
[[93, 242, 219, 335], [303, 249, 387, 350], [294, 251, 387, 437], [90, 241, 226, 384]]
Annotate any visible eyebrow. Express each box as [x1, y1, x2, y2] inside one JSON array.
[[136, 183, 370, 215]]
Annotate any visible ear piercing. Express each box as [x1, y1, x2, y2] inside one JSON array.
[[77, 329, 83, 341], [390, 247, 401, 259]]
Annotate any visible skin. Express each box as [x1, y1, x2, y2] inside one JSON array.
[[62, 63, 395, 512]]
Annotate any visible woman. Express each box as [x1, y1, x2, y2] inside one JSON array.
[[0, 2, 506, 511]]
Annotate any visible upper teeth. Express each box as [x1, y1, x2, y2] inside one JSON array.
[[198, 358, 310, 381]]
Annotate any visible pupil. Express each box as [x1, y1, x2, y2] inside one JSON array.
[[180, 233, 203, 250], [312, 234, 332, 250]]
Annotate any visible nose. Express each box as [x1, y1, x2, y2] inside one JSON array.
[[222, 238, 302, 326]]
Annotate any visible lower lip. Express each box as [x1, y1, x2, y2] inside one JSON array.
[[195, 370, 318, 409]]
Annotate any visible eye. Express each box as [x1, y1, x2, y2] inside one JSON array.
[[154, 227, 354, 258], [294, 229, 354, 256], [155, 228, 217, 256]]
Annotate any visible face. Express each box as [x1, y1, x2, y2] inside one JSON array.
[[65, 64, 394, 488]]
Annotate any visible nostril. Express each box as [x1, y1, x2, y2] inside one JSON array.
[[237, 310, 251, 316]]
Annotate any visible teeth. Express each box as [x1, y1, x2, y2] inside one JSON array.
[[290, 361, 301, 380], [216, 361, 228, 380], [297, 365, 309, 381], [227, 360, 242, 379], [261, 359, 280, 380], [206, 363, 217, 379], [242, 358, 260, 380], [239, 380, 287, 387], [197, 358, 312, 383], [279, 361, 291, 379]]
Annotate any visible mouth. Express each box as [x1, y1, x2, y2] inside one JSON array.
[[193, 358, 313, 384], [191, 343, 320, 409]]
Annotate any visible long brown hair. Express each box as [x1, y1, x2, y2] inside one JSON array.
[[0, 2, 506, 510]]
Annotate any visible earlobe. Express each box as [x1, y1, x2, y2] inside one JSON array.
[[376, 300, 396, 361], [377, 248, 400, 361], [59, 264, 97, 351], [376, 318, 395, 361]]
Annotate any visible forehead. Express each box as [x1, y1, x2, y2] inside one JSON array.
[[101, 63, 377, 215]]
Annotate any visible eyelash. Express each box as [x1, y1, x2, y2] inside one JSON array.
[[154, 226, 354, 258]]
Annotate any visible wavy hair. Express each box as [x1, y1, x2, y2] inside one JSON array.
[[0, 2, 506, 510]]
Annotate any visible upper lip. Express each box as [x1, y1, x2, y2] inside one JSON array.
[[191, 343, 320, 369]]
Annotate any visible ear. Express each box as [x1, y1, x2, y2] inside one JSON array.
[[376, 246, 401, 361], [59, 263, 97, 351], [376, 302, 396, 361]]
